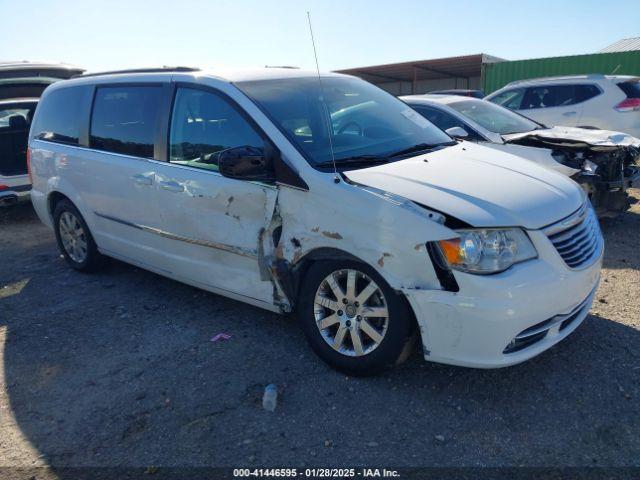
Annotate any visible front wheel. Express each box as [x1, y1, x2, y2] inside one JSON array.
[[297, 260, 412, 376]]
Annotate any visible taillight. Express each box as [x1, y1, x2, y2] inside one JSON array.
[[0, 185, 8, 191], [26, 147, 32, 183], [614, 98, 640, 112]]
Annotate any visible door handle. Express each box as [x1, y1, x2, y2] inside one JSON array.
[[132, 174, 153, 186], [159, 180, 184, 192], [562, 111, 577, 116]]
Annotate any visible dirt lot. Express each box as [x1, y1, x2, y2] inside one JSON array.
[[1, 191, 639, 472]]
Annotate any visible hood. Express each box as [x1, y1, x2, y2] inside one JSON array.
[[480, 142, 580, 177], [344, 142, 585, 230], [503, 126, 640, 148]]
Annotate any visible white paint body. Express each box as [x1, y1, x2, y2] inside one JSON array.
[[485, 75, 640, 138], [29, 69, 603, 368]]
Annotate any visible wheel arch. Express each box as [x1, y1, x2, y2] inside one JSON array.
[[286, 247, 419, 336], [47, 191, 73, 218]]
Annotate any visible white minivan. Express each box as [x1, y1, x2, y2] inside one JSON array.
[[28, 67, 603, 375]]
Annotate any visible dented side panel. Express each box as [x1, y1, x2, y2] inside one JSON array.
[[274, 177, 458, 297], [150, 161, 279, 306]]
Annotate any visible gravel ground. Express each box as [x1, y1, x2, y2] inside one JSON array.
[[0, 191, 639, 472]]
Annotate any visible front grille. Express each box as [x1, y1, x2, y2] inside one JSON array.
[[503, 288, 595, 354], [545, 204, 603, 269]]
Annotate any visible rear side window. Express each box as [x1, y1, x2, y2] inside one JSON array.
[[522, 86, 572, 109], [31, 86, 91, 145], [90, 86, 162, 158], [618, 81, 640, 98], [575, 84, 601, 102]]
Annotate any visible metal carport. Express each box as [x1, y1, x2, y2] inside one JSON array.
[[336, 53, 503, 96]]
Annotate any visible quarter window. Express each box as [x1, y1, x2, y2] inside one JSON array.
[[31, 86, 91, 145], [169, 88, 264, 172], [90, 86, 162, 158]]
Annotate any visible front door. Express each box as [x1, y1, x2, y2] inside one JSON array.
[[150, 86, 278, 306]]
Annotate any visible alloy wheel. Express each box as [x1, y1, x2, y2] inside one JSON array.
[[313, 269, 389, 357], [59, 211, 88, 263]]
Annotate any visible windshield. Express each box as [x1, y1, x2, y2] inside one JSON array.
[[447, 99, 540, 135], [236, 76, 453, 168]]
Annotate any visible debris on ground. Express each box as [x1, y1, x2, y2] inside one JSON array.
[[210, 333, 232, 342], [262, 384, 278, 412]]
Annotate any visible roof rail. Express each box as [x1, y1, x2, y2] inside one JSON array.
[[75, 66, 200, 79], [505, 73, 606, 87]]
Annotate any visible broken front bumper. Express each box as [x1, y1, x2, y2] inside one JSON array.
[[403, 230, 603, 368]]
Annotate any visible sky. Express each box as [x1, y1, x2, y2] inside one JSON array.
[[1, 0, 639, 73]]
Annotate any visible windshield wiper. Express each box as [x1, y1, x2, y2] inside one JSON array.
[[315, 155, 390, 168], [387, 141, 455, 158]]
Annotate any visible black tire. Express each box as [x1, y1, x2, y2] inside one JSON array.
[[297, 260, 412, 376], [53, 199, 105, 272]]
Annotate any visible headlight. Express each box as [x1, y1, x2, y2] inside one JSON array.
[[437, 228, 537, 274]]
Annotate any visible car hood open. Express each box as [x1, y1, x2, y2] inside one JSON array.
[[344, 141, 584, 230]]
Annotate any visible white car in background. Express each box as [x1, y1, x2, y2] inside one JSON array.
[[403, 94, 640, 215], [485, 75, 640, 138]]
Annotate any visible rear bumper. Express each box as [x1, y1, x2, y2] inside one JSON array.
[[0, 185, 31, 206], [404, 229, 602, 368]]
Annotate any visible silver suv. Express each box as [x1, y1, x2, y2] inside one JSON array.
[[485, 75, 640, 137]]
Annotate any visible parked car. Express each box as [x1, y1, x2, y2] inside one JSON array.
[[429, 89, 484, 98], [0, 62, 83, 206], [402, 94, 640, 215], [485, 74, 640, 138], [29, 67, 602, 375]]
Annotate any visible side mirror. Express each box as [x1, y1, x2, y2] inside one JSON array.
[[218, 146, 275, 182], [445, 126, 469, 139]]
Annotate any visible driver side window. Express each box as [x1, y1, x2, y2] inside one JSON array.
[[169, 87, 264, 172]]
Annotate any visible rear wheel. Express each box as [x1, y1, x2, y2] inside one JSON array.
[[297, 260, 412, 376], [53, 199, 104, 272]]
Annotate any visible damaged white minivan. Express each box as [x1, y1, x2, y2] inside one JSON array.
[[29, 67, 604, 375]]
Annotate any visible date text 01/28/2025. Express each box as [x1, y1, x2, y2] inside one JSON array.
[[233, 468, 400, 477]]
